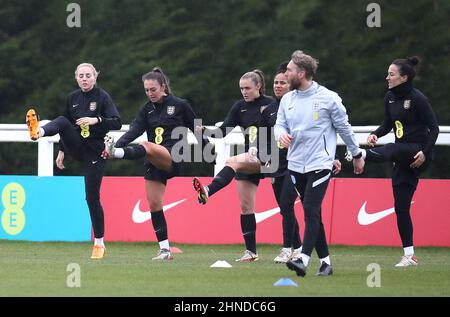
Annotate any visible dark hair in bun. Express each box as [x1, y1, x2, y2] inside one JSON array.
[[406, 56, 420, 67], [275, 61, 289, 76], [392, 56, 421, 81]]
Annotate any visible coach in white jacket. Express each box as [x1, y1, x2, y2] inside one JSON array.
[[275, 50, 364, 277]]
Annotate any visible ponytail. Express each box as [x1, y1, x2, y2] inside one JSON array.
[[241, 69, 266, 95], [142, 67, 172, 94]]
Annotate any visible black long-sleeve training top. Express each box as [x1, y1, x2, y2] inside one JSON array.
[[260, 98, 288, 176], [372, 81, 439, 156], [63, 86, 121, 152], [116, 94, 196, 149], [206, 95, 274, 151]]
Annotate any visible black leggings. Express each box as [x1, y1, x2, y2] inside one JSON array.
[[43, 116, 106, 238], [290, 169, 331, 259], [365, 143, 420, 247], [271, 173, 301, 249], [393, 184, 416, 248]]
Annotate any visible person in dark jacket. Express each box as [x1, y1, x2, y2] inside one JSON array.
[[261, 63, 303, 263], [351, 56, 439, 267], [26, 63, 122, 259], [102, 67, 197, 261]]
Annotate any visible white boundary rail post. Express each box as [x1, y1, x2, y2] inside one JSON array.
[[37, 120, 55, 176]]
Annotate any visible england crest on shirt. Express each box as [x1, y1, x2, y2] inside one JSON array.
[[167, 105, 175, 115], [89, 102, 97, 111], [403, 100, 411, 109]]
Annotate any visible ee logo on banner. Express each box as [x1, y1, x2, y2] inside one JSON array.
[[1, 183, 26, 235]]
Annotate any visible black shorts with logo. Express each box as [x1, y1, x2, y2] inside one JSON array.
[[143, 145, 181, 185], [235, 172, 264, 186]]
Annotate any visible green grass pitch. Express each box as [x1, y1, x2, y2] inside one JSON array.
[[1, 241, 449, 297]]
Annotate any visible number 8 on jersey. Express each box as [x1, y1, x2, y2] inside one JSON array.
[[155, 127, 164, 144]]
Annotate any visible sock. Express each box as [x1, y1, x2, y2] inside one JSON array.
[[39, 128, 45, 137], [151, 210, 168, 242], [241, 214, 257, 254], [300, 253, 310, 266], [404, 246, 414, 256], [94, 237, 104, 247], [320, 256, 331, 265], [207, 166, 236, 197], [114, 148, 125, 158], [294, 246, 303, 254], [159, 239, 170, 251], [361, 149, 367, 159], [123, 144, 147, 160]]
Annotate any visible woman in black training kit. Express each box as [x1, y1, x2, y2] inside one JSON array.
[[354, 56, 439, 267], [25, 63, 122, 260], [192, 70, 273, 262], [102, 67, 197, 261], [261, 64, 303, 263]]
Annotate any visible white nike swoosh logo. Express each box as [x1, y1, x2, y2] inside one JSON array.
[[270, 112, 276, 116], [148, 110, 154, 114], [255, 201, 300, 223], [241, 109, 247, 112], [132, 199, 187, 224], [389, 100, 394, 103], [92, 161, 98, 164], [357, 201, 414, 225]]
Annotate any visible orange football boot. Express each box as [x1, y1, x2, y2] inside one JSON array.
[[26, 109, 40, 140], [90, 245, 106, 260]]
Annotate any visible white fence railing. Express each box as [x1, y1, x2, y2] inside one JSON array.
[[1, 122, 449, 176]]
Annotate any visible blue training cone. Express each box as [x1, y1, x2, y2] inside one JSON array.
[[273, 278, 298, 287]]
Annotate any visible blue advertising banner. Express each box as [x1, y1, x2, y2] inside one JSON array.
[[0, 176, 91, 241]]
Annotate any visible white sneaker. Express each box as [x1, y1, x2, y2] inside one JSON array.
[[291, 248, 302, 260], [273, 248, 292, 263], [152, 248, 173, 260], [235, 250, 259, 262], [395, 255, 418, 267], [102, 134, 116, 159]]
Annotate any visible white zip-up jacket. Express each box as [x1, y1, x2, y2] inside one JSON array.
[[274, 81, 360, 173]]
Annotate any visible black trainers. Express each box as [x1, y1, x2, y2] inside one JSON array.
[[316, 262, 333, 276], [286, 257, 307, 277]]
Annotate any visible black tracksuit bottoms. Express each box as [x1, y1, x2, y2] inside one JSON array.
[[365, 143, 426, 247], [271, 173, 302, 249], [289, 169, 331, 259]]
